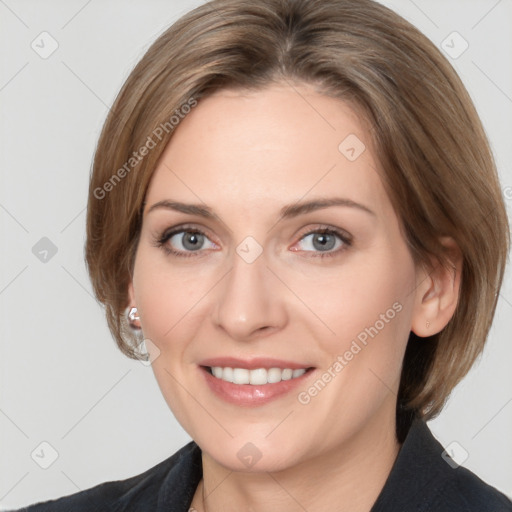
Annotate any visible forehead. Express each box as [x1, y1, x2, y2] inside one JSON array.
[[145, 84, 391, 221]]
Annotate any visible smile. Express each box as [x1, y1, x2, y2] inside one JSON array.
[[199, 364, 315, 406], [208, 366, 308, 385]]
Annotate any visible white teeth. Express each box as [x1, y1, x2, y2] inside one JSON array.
[[249, 368, 267, 385], [267, 368, 282, 383], [209, 366, 308, 385], [281, 369, 293, 380], [222, 367, 234, 383], [232, 368, 250, 384]]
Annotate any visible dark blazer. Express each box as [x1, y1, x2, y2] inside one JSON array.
[[8, 418, 512, 511]]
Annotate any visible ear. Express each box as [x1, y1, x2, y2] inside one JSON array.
[[411, 236, 463, 337], [127, 280, 136, 307]]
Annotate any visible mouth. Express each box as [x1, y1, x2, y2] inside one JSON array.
[[198, 362, 316, 406], [202, 365, 314, 385]]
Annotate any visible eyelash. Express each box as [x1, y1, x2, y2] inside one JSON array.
[[152, 223, 353, 259]]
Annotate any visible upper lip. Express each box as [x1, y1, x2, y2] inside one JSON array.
[[199, 357, 314, 370]]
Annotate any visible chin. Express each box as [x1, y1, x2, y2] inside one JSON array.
[[198, 434, 309, 473]]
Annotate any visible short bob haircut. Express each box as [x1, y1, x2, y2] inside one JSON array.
[[85, 0, 510, 440]]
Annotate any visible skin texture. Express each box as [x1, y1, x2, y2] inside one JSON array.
[[127, 82, 462, 512]]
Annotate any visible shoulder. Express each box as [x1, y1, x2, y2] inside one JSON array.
[[429, 463, 512, 512], [371, 418, 512, 512], [8, 441, 202, 512], [423, 424, 512, 511]]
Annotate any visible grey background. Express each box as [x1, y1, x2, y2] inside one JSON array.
[[1, 0, 511, 508]]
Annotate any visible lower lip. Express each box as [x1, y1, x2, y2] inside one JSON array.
[[200, 366, 315, 406]]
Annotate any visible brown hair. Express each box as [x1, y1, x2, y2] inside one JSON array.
[[84, 0, 510, 438]]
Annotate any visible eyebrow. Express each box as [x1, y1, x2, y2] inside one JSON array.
[[145, 197, 375, 221]]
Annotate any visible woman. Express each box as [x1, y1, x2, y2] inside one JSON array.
[[12, 0, 512, 510]]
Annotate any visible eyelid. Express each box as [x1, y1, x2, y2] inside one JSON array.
[[153, 222, 353, 258], [157, 223, 218, 243], [294, 224, 353, 244], [289, 225, 352, 257], [157, 222, 351, 242]]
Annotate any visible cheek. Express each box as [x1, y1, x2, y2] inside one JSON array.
[[293, 254, 409, 337], [296, 274, 412, 444], [133, 252, 213, 345], [311, 250, 414, 380], [133, 254, 207, 433]]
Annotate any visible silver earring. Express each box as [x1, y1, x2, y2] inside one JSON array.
[[128, 307, 141, 329]]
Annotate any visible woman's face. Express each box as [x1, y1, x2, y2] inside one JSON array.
[[129, 82, 424, 471]]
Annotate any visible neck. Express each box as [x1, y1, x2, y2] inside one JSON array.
[[191, 405, 402, 512]]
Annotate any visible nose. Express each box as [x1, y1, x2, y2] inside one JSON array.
[[212, 248, 288, 341]]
